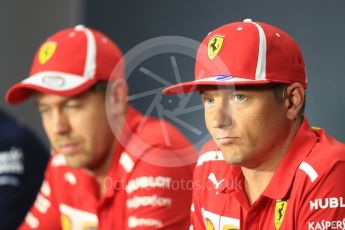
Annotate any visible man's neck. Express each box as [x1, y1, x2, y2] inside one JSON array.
[[242, 119, 302, 205], [89, 142, 117, 197]]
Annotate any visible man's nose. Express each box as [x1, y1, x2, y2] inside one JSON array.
[[211, 103, 232, 129], [51, 110, 70, 135]]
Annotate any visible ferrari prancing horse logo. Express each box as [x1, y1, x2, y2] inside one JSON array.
[[38, 41, 57, 64], [274, 200, 287, 230], [207, 35, 224, 60]]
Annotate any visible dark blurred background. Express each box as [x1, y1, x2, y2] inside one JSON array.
[[1, 0, 345, 149]]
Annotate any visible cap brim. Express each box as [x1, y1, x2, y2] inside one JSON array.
[[6, 73, 98, 104], [163, 76, 271, 94]]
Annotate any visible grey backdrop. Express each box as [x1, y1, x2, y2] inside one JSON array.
[[0, 0, 84, 146], [1, 0, 345, 149]]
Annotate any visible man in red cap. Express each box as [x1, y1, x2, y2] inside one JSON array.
[[164, 19, 345, 229], [6, 25, 196, 229]]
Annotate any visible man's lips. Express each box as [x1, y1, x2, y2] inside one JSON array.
[[57, 142, 80, 155], [215, 137, 238, 145]]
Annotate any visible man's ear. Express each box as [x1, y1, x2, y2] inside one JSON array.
[[284, 83, 305, 120], [106, 78, 128, 117]]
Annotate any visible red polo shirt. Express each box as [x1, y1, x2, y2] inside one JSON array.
[[20, 106, 196, 229], [191, 118, 345, 230]]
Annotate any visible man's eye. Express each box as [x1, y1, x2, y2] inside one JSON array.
[[233, 94, 247, 102], [203, 97, 215, 106], [65, 102, 81, 109], [38, 107, 50, 114]]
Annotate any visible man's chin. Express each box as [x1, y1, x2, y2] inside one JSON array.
[[64, 156, 87, 169], [219, 148, 244, 166]]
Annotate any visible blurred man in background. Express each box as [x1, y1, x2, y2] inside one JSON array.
[[6, 25, 196, 229]]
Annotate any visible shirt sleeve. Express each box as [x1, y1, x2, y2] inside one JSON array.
[[298, 161, 345, 229], [19, 162, 61, 230], [124, 156, 194, 230], [0, 115, 49, 229]]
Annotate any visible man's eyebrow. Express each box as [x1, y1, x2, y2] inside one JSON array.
[[199, 91, 211, 96]]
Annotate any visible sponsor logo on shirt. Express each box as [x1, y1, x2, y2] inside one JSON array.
[[208, 173, 224, 195], [205, 218, 215, 230], [201, 208, 240, 230], [310, 197, 345, 210], [308, 219, 345, 230], [128, 216, 163, 228], [126, 176, 172, 194], [274, 200, 287, 230], [59, 204, 98, 230], [25, 212, 39, 229], [127, 195, 172, 209], [34, 193, 51, 214]]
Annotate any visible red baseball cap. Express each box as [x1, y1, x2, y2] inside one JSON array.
[[163, 19, 307, 94], [6, 25, 124, 104]]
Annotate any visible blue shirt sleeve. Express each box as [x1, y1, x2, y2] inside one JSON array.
[[0, 110, 49, 230]]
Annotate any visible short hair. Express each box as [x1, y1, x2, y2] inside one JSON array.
[[270, 83, 306, 117], [89, 81, 108, 96]]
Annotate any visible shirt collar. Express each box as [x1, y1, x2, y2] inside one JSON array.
[[222, 117, 318, 201], [262, 117, 318, 199], [104, 106, 143, 196]]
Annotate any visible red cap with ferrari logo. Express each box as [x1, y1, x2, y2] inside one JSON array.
[[6, 25, 123, 104], [163, 19, 307, 94]]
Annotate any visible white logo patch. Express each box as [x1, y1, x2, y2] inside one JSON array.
[[64, 172, 77, 185], [42, 76, 65, 88], [128, 216, 163, 228], [126, 176, 172, 194], [201, 208, 240, 230], [0, 147, 24, 174], [59, 204, 98, 230], [34, 194, 51, 214], [208, 173, 224, 194], [310, 197, 345, 210], [127, 195, 171, 209], [308, 219, 345, 230]]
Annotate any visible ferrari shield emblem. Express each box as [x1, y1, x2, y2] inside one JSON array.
[[208, 35, 224, 60], [61, 214, 71, 230], [274, 200, 287, 229], [38, 41, 57, 64], [205, 218, 215, 230]]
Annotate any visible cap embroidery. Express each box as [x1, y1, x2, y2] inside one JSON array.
[[207, 35, 224, 60], [38, 41, 57, 65]]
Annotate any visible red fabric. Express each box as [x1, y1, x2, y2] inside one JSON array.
[[6, 26, 125, 105], [191, 118, 345, 229], [19, 106, 196, 229], [163, 20, 307, 94]]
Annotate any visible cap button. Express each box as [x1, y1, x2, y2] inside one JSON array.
[[75, 24, 85, 30], [243, 18, 253, 22]]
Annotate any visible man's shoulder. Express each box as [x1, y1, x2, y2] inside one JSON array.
[[303, 131, 345, 174], [45, 154, 88, 182], [134, 114, 191, 147], [197, 139, 227, 166], [194, 140, 233, 180], [124, 110, 197, 166], [295, 131, 345, 188]]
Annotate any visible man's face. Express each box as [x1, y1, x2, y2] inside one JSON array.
[[201, 85, 291, 168], [36, 90, 115, 170]]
